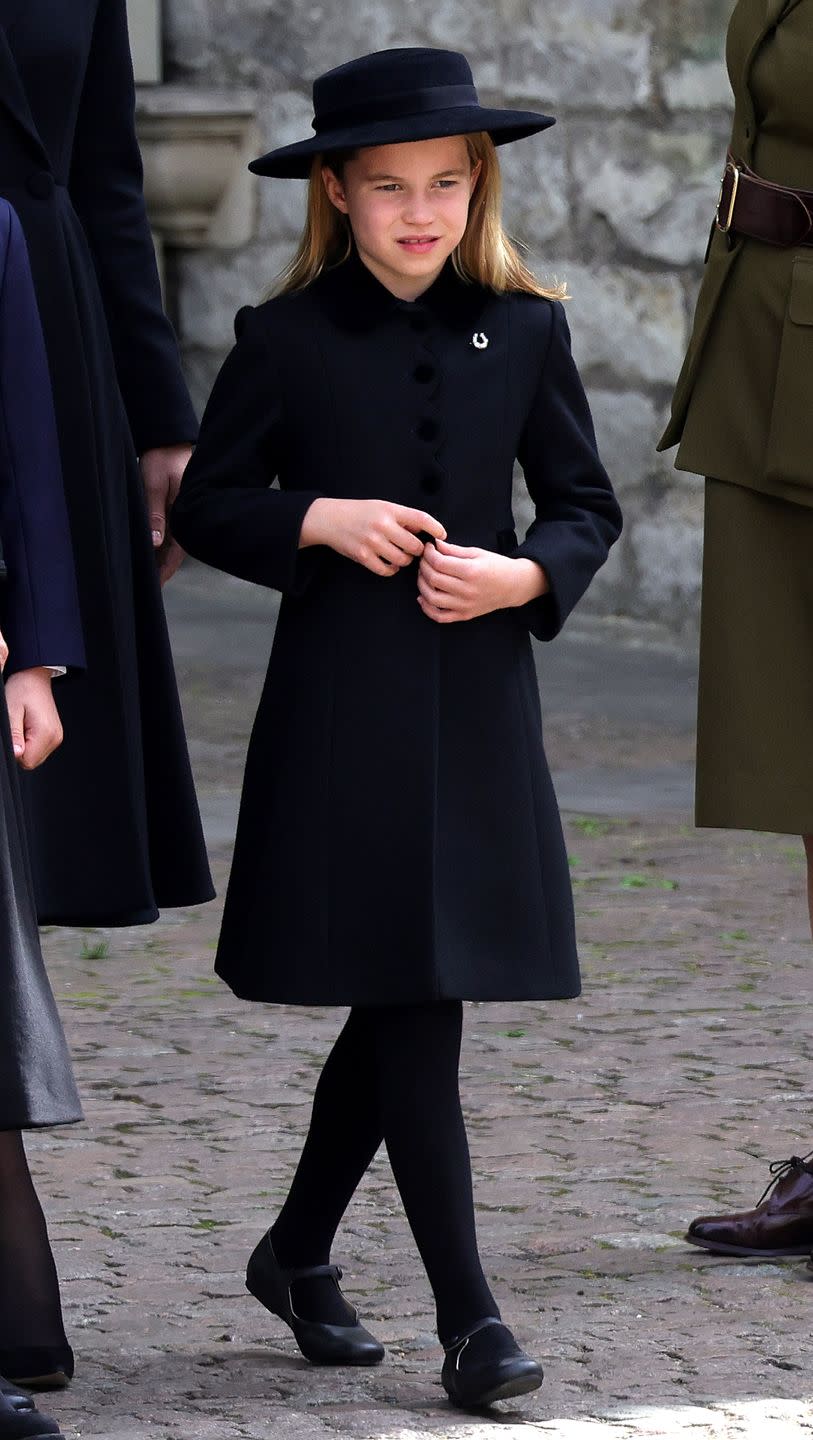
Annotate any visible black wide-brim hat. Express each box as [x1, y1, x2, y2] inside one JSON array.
[[249, 48, 555, 179]]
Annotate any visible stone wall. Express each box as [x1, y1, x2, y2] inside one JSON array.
[[162, 0, 737, 631]]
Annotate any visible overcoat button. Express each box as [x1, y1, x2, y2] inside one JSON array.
[[26, 171, 55, 200], [416, 418, 440, 442], [421, 471, 442, 494], [413, 363, 436, 384]]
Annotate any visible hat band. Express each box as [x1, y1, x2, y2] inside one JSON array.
[[312, 83, 479, 135]]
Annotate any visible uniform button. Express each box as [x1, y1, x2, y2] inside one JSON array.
[[26, 171, 55, 200], [416, 418, 440, 442], [421, 470, 443, 494], [413, 363, 436, 384]]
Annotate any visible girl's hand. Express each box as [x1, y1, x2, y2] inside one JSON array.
[[300, 498, 446, 577], [4, 667, 63, 769], [0, 626, 7, 674], [417, 539, 548, 623]]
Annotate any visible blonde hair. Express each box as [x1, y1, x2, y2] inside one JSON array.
[[272, 133, 567, 301]]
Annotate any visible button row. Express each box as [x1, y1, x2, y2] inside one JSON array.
[[409, 315, 441, 494]]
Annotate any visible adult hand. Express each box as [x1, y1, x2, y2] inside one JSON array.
[[300, 498, 446, 577], [141, 444, 194, 586], [0, 626, 7, 674], [417, 539, 548, 623], [4, 667, 64, 769]]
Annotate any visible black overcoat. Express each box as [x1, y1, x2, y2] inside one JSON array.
[[0, 198, 82, 1127], [0, 0, 213, 924], [172, 254, 622, 1005]]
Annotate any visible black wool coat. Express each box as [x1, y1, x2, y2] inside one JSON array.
[[173, 254, 622, 1006], [0, 0, 213, 924]]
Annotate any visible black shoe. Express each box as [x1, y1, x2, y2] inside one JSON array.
[[441, 1318, 543, 1409], [0, 1349, 73, 1393], [0, 1375, 64, 1438], [245, 1232, 384, 1366]]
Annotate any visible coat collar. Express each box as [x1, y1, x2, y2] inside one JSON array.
[[313, 247, 491, 334]]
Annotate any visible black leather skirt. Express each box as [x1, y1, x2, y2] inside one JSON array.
[[0, 689, 81, 1129]]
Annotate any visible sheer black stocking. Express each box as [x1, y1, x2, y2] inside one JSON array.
[[270, 1001, 499, 1341], [0, 1130, 71, 1383]]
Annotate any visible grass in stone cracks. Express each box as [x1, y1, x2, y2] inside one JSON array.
[[618, 873, 678, 890], [569, 815, 614, 837], [80, 937, 110, 960], [568, 861, 679, 891]]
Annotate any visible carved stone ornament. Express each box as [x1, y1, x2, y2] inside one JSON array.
[[136, 87, 259, 250]]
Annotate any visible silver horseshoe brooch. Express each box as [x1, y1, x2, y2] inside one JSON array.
[[471, 332, 489, 350]]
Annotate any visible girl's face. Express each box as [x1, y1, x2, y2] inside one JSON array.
[[322, 135, 482, 300]]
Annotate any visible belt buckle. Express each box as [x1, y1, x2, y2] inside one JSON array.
[[715, 161, 741, 234]]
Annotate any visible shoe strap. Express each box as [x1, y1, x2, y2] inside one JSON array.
[[285, 1261, 343, 1284], [443, 1315, 503, 1353], [284, 1262, 359, 1327]]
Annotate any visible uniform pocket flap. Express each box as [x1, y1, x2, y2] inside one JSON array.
[[789, 260, 813, 326]]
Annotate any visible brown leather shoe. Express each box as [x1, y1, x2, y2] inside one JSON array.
[[687, 1151, 813, 1257]]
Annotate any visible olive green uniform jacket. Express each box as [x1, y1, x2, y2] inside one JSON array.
[[659, 0, 813, 504]]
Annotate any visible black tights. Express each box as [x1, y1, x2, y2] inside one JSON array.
[[0, 1130, 70, 1379], [270, 1001, 499, 1343]]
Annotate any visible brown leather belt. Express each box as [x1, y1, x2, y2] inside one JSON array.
[[716, 153, 813, 247]]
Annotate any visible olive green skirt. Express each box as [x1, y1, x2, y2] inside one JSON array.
[[697, 477, 813, 834]]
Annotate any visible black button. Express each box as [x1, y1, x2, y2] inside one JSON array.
[[409, 312, 430, 333], [421, 471, 443, 494], [416, 418, 440, 442], [26, 171, 54, 200], [413, 363, 436, 384]]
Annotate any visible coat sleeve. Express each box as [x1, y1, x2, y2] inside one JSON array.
[[68, 0, 198, 455], [0, 205, 85, 676], [170, 307, 323, 594], [514, 301, 622, 641]]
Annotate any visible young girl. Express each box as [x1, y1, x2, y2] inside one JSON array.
[[172, 46, 622, 1409]]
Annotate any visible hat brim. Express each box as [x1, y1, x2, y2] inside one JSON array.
[[248, 107, 555, 178]]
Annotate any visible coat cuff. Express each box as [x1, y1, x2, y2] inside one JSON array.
[[170, 486, 325, 597], [4, 641, 86, 678], [511, 541, 562, 642], [129, 390, 200, 458]]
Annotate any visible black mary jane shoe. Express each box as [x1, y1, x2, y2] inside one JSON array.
[[245, 1233, 384, 1366], [441, 1317, 544, 1409], [0, 1374, 64, 1439], [0, 1349, 73, 1394]]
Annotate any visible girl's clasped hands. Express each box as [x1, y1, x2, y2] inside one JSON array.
[[300, 495, 548, 622]]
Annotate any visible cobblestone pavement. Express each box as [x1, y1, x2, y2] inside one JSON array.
[[29, 569, 813, 1439]]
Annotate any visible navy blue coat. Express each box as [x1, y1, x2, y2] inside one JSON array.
[[0, 0, 212, 924], [0, 196, 83, 1129], [0, 199, 84, 674], [173, 254, 622, 1005]]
